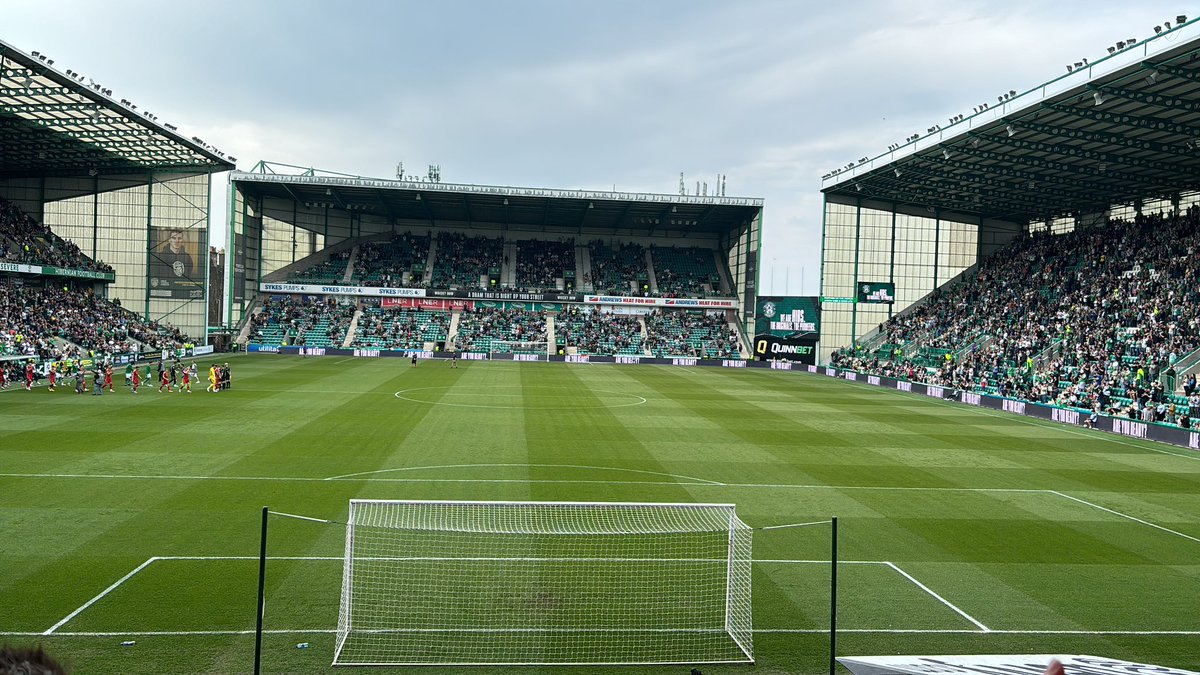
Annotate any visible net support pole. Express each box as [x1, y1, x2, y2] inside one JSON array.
[[829, 515, 838, 675], [254, 505, 268, 675]]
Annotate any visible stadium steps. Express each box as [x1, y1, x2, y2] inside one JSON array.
[[342, 308, 363, 348], [447, 311, 462, 348], [546, 315, 556, 355], [713, 250, 734, 295], [341, 246, 359, 284], [423, 236, 437, 286], [576, 245, 592, 292], [640, 317, 652, 356], [644, 250, 659, 294], [502, 242, 517, 288]]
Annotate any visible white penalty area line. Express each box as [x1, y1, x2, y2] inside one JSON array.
[[43, 558, 156, 635], [21, 627, 1200, 638], [1049, 491, 1200, 544], [882, 561, 989, 632]]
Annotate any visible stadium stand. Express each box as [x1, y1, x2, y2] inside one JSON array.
[[454, 306, 547, 353], [352, 306, 449, 350], [249, 297, 356, 347], [514, 239, 575, 291], [288, 251, 351, 284], [354, 233, 430, 287], [556, 307, 645, 355], [651, 245, 722, 297], [431, 232, 503, 289], [0, 281, 190, 358], [588, 240, 647, 295], [645, 310, 741, 358], [834, 207, 1200, 428], [0, 197, 113, 273]]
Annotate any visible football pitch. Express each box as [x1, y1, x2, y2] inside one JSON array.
[[2, 355, 1199, 674]]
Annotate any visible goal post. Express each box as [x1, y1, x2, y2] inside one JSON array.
[[333, 500, 754, 667]]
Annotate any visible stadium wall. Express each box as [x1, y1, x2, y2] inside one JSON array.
[[818, 193, 1021, 363], [14, 171, 216, 341]]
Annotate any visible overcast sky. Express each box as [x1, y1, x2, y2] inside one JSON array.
[[5, 0, 1191, 295]]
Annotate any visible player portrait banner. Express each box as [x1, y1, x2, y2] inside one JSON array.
[[149, 226, 204, 299], [754, 296, 820, 341], [856, 281, 895, 304]]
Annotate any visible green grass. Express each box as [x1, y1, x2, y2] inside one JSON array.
[[2, 355, 1199, 674]]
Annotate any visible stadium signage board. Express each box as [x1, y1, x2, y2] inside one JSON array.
[[258, 282, 734, 308], [0, 261, 115, 281], [822, 365, 1200, 453], [856, 281, 896, 304], [837, 655, 1200, 675], [754, 296, 820, 364], [260, 282, 427, 297], [752, 335, 818, 365]]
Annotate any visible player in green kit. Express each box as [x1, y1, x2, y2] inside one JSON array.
[[125, 362, 133, 388]]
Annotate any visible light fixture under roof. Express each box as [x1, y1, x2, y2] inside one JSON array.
[[1094, 91, 1107, 106]]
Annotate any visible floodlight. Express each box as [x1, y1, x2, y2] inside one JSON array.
[[1117, 41, 1126, 49], [1108, 46, 1117, 54], [1094, 91, 1107, 106], [1066, 65, 1073, 73], [1006, 124, 1016, 137], [1129, 37, 1138, 44], [1155, 25, 1163, 33], [1165, 21, 1172, 30], [1009, 89, 1016, 96], [1178, 15, 1187, 24], [855, 183, 862, 191], [942, 149, 952, 160], [894, 168, 902, 178]]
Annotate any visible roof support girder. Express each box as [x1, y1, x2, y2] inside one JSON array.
[[1004, 120, 1199, 164], [1042, 102, 1198, 138], [1090, 83, 1200, 114]]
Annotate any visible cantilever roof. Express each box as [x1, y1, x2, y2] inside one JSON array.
[[233, 163, 763, 236], [0, 38, 234, 178], [822, 20, 1200, 224]]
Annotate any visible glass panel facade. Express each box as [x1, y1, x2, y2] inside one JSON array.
[[42, 171, 213, 341], [820, 198, 980, 363]]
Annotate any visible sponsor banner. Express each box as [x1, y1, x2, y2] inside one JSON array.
[[193, 345, 214, 356], [428, 289, 583, 303], [856, 281, 896, 304], [565, 355, 591, 363], [722, 359, 746, 368], [615, 356, 642, 365], [353, 349, 382, 357], [769, 361, 792, 370], [755, 296, 820, 342], [823, 366, 1200, 452], [381, 297, 473, 311], [458, 352, 489, 360], [248, 344, 281, 353], [752, 335, 818, 364], [838, 655, 1200, 675], [672, 358, 698, 367], [0, 261, 115, 281], [260, 282, 427, 298], [584, 295, 736, 308]]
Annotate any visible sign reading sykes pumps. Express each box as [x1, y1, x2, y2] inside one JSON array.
[[753, 296, 819, 365], [856, 281, 896, 304]]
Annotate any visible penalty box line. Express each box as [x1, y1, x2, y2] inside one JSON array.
[[39, 556, 986, 636]]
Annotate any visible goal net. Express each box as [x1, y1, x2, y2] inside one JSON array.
[[334, 500, 753, 666]]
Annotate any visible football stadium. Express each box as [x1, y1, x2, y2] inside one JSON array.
[[2, 9, 1200, 675]]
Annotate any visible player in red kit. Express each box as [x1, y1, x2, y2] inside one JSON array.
[[131, 365, 141, 394], [104, 365, 114, 393]]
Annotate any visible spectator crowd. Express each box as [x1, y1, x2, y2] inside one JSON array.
[[834, 206, 1200, 428]]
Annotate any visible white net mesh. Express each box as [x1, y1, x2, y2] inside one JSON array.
[[334, 500, 753, 666]]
